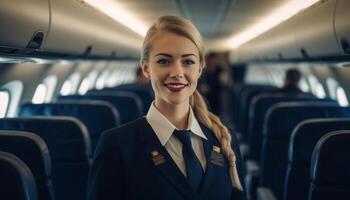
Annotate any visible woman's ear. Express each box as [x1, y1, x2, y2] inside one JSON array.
[[141, 60, 151, 79], [198, 64, 204, 78]]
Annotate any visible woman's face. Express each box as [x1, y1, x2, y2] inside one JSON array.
[[142, 31, 202, 107]]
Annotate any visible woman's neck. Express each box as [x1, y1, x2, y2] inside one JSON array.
[[154, 100, 190, 130]]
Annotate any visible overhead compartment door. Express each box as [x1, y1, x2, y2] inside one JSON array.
[[0, 0, 49, 50], [334, 0, 350, 55], [294, 0, 341, 58]]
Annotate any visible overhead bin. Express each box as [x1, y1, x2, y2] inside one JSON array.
[[233, 0, 344, 62], [334, 0, 350, 55], [41, 0, 143, 58], [263, 18, 299, 59], [0, 0, 50, 51], [294, 0, 341, 58], [90, 13, 142, 58]]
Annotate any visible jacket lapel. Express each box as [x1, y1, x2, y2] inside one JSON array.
[[137, 118, 200, 200], [198, 123, 226, 197]]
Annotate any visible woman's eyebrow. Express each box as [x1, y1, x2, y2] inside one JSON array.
[[182, 54, 197, 57], [154, 53, 172, 57]]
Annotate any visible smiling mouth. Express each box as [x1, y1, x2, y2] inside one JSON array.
[[164, 83, 189, 92]]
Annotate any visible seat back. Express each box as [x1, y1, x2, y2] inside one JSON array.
[[285, 119, 350, 200], [88, 84, 154, 114], [0, 151, 37, 200], [19, 101, 119, 151], [236, 84, 276, 138], [0, 117, 91, 200], [0, 131, 54, 200], [247, 94, 318, 161], [260, 102, 350, 200], [309, 130, 350, 200], [57, 91, 143, 124]]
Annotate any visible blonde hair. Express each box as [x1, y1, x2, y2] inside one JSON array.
[[141, 15, 243, 190]]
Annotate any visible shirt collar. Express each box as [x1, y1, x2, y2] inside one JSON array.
[[146, 102, 207, 146]]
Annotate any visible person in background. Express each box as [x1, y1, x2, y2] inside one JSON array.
[[88, 15, 246, 200], [279, 68, 308, 95], [198, 52, 224, 116]]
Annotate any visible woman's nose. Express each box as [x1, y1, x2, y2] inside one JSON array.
[[169, 61, 184, 78]]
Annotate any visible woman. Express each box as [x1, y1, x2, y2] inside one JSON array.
[[88, 15, 246, 200]]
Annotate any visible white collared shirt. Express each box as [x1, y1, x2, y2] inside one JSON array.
[[146, 102, 207, 176]]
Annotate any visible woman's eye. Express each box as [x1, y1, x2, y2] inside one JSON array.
[[183, 59, 195, 65], [156, 59, 170, 65]]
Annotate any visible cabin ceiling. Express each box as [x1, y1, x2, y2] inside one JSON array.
[[115, 0, 290, 44]]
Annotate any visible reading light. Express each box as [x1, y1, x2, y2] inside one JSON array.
[[225, 0, 321, 49], [84, 0, 148, 37]]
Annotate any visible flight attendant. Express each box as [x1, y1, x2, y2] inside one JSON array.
[[88, 15, 246, 200]]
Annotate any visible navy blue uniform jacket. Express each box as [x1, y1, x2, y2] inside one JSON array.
[[88, 117, 246, 200]]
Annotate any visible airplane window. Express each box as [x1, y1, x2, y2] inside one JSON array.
[[336, 87, 349, 107], [0, 80, 23, 117], [326, 78, 339, 100], [32, 83, 47, 104], [307, 75, 325, 99], [60, 81, 72, 96], [95, 69, 110, 89], [315, 83, 326, 99], [78, 70, 98, 95], [0, 90, 10, 118], [299, 77, 310, 92], [43, 75, 58, 102], [78, 78, 91, 95], [105, 69, 119, 88], [60, 73, 81, 95]]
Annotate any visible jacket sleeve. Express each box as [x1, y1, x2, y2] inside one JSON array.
[[230, 130, 247, 200], [87, 131, 124, 200]]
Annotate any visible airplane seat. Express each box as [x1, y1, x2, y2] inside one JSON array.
[[0, 151, 37, 200], [0, 117, 91, 200], [87, 86, 154, 115], [247, 94, 319, 162], [258, 102, 350, 200], [285, 118, 350, 200], [18, 101, 119, 152], [57, 91, 143, 124], [308, 130, 350, 200], [0, 130, 54, 200], [236, 84, 276, 140], [245, 94, 320, 199]]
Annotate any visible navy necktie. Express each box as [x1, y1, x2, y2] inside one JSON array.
[[173, 130, 204, 192]]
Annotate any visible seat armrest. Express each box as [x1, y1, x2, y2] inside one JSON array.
[[257, 187, 277, 200], [245, 160, 260, 200], [246, 159, 260, 173], [239, 143, 250, 160]]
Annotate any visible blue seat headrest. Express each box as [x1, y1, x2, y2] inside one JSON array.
[[0, 130, 51, 184], [289, 118, 350, 166], [311, 130, 350, 185], [0, 117, 91, 161], [0, 151, 37, 200]]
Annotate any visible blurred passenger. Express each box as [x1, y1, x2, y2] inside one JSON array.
[[198, 52, 231, 115], [280, 68, 304, 94]]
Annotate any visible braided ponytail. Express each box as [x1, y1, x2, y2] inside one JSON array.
[[190, 90, 243, 190]]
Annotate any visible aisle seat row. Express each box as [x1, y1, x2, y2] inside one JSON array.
[[0, 84, 153, 200], [233, 84, 350, 200]]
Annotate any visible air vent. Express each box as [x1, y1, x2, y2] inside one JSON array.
[[27, 31, 44, 49], [83, 46, 92, 56], [300, 48, 309, 58], [340, 38, 350, 54]]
